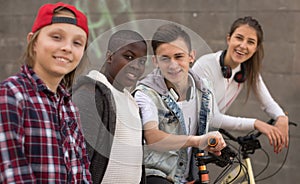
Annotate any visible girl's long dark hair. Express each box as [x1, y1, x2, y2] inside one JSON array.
[[228, 16, 264, 100]]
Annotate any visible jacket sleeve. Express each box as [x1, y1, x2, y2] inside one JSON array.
[[255, 75, 285, 118]]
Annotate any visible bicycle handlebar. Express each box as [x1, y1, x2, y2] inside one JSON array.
[[252, 119, 275, 138], [220, 119, 298, 143], [195, 146, 237, 168], [194, 119, 297, 184], [219, 119, 298, 156]]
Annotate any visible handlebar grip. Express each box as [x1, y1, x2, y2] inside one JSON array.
[[208, 137, 218, 147]]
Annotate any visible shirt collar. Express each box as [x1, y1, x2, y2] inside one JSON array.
[[21, 64, 70, 99]]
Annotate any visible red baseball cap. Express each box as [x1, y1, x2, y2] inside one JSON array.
[[31, 2, 88, 37]]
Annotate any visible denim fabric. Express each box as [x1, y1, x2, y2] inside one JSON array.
[[198, 91, 211, 136], [135, 69, 213, 184], [161, 95, 187, 135]]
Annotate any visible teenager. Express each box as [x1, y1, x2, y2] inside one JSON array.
[[72, 30, 148, 183], [192, 16, 289, 153], [0, 2, 91, 183], [133, 23, 226, 184]]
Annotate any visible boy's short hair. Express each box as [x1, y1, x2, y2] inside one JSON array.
[[108, 30, 146, 53], [151, 23, 191, 54]]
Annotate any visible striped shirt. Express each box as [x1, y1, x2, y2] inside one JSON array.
[[0, 65, 92, 183]]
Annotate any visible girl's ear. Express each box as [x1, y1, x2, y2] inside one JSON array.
[[226, 34, 231, 45], [151, 55, 159, 68]]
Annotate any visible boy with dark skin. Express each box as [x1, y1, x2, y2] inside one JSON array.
[[73, 30, 148, 184]]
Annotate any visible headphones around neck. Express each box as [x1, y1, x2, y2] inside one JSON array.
[[219, 50, 247, 83], [167, 74, 195, 102], [169, 86, 193, 102]]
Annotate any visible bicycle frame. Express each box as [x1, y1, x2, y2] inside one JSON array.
[[190, 147, 236, 184], [221, 157, 255, 184], [193, 120, 297, 184]]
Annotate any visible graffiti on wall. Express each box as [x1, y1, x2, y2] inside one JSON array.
[[74, 0, 137, 59], [71, 0, 212, 76]]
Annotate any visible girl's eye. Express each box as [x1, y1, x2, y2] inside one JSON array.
[[236, 36, 243, 40], [248, 40, 256, 45]]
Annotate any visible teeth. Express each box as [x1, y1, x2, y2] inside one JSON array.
[[236, 50, 245, 55], [55, 57, 70, 63], [127, 73, 136, 80], [169, 70, 180, 74], [127, 73, 137, 79]]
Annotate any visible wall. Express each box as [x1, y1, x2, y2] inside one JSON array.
[[0, 0, 299, 183]]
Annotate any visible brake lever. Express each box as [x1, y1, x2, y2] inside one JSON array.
[[207, 146, 237, 167]]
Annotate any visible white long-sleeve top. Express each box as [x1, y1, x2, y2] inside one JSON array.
[[192, 50, 286, 131]]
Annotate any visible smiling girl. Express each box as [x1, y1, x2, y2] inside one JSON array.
[[192, 16, 289, 154]]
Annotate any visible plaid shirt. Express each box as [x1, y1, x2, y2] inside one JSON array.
[[0, 65, 92, 183]]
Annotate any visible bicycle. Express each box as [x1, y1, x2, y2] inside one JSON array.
[[190, 119, 297, 184]]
